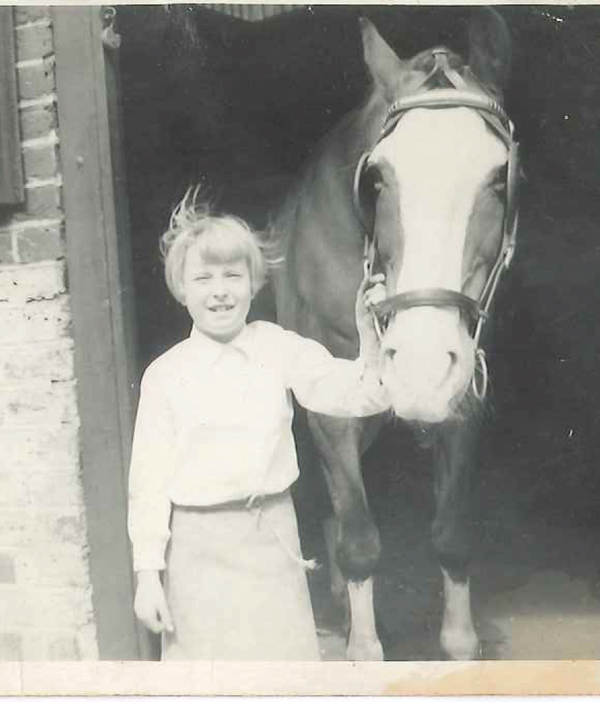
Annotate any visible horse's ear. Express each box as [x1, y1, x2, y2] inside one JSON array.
[[468, 8, 512, 94], [360, 17, 404, 100]]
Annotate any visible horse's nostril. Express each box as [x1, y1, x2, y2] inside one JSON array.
[[448, 351, 458, 368]]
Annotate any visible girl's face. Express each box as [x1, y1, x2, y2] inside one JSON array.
[[181, 240, 252, 343]]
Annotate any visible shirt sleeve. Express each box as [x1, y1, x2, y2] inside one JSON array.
[[127, 366, 175, 572], [278, 327, 391, 417]]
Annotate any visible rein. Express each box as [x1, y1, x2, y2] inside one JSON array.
[[354, 49, 520, 399]]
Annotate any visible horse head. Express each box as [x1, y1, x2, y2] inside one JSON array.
[[355, 9, 517, 424]]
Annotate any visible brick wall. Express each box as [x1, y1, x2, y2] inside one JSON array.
[[0, 7, 98, 660]]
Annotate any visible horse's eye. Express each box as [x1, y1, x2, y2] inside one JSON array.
[[490, 165, 508, 193], [363, 165, 383, 194]]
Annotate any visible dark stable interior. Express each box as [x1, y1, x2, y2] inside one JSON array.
[[117, 6, 600, 659]]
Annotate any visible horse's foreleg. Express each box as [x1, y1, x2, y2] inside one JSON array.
[[346, 577, 383, 661], [432, 420, 481, 661], [323, 516, 350, 625], [308, 413, 383, 661], [440, 567, 478, 660], [324, 515, 380, 659]]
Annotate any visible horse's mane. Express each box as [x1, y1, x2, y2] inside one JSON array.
[[265, 71, 390, 248], [264, 98, 370, 247]]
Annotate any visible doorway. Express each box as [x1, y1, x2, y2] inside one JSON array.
[[71, 4, 600, 660]]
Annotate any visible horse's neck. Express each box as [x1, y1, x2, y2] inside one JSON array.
[[319, 97, 385, 190], [272, 95, 387, 344], [284, 95, 385, 249]]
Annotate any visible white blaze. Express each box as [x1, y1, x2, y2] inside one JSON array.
[[372, 107, 507, 294], [372, 106, 508, 422]]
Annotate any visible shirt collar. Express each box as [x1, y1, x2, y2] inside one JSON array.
[[188, 324, 253, 365]]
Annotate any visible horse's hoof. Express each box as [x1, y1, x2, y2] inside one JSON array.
[[440, 627, 480, 661], [346, 637, 384, 661]]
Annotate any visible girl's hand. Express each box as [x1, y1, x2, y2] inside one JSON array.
[[134, 570, 174, 635], [356, 272, 386, 353]]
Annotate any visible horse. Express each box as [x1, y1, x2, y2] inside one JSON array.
[[269, 8, 520, 660]]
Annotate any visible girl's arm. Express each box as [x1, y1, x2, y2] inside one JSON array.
[[128, 369, 175, 634], [282, 274, 391, 417], [128, 366, 175, 572]]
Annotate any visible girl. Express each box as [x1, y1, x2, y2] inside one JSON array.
[[128, 190, 390, 660]]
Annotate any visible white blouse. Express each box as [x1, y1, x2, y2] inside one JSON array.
[[128, 321, 390, 571]]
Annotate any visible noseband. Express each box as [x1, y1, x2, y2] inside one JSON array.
[[353, 50, 520, 398]]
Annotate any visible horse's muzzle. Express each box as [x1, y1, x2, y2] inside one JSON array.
[[378, 307, 477, 423]]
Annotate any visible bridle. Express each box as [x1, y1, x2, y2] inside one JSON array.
[[352, 49, 520, 399]]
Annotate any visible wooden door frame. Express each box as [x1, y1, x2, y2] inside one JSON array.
[[53, 6, 145, 660]]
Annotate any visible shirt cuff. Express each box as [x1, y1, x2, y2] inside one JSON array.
[[132, 539, 168, 572]]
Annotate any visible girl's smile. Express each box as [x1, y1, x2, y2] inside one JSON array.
[[181, 242, 252, 342]]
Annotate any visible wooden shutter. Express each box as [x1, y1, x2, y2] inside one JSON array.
[[0, 7, 24, 205]]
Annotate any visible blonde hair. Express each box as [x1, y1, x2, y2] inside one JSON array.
[[161, 187, 268, 304]]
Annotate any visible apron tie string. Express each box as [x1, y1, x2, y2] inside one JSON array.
[[246, 494, 321, 572]]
